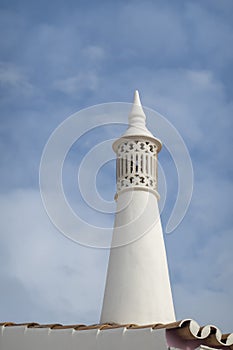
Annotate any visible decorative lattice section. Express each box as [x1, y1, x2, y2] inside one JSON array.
[[116, 140, 158, 193]]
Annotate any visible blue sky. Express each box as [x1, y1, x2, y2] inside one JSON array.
[[0, 0, 233, 332]]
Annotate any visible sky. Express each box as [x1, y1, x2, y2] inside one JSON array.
[[0, 0, 233, 333]]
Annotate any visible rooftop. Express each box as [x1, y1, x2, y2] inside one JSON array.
[[1, 319, 232, 350]]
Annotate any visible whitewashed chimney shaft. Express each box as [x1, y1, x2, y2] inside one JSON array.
[[100, 91, 175, 325]]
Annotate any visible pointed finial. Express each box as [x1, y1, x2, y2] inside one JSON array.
[[129, 90, 146, 127], [112, 89, 162, 151], [133, 90, 142, 106]]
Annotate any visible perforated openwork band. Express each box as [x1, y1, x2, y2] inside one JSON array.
[[115, 139, 159, 197]]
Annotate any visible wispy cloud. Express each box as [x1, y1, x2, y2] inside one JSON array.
[[0, 189, 108, 324], [53, 72, 99, 95], [0, 62, 35, 97]]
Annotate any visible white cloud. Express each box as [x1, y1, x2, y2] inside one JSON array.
[[173, 283, 233, 333], [0, 62, 35, 97], [0, 189, 109, 324], [53, 72, 99, 95], [171, 228, 233, 332], [83, 45, 106, 62]]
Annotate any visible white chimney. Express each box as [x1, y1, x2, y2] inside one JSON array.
[[100, 91, 175, 325]]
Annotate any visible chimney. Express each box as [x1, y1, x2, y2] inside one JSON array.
[[100, 91, 175, 325]]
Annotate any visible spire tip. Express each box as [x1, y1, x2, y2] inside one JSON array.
[[133, 90, 142, 107]]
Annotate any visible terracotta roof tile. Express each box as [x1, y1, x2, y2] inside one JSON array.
[[1, 319, 232, 349]]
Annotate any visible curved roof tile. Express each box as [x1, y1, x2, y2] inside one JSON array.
[[0, 319, 232, 349]]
